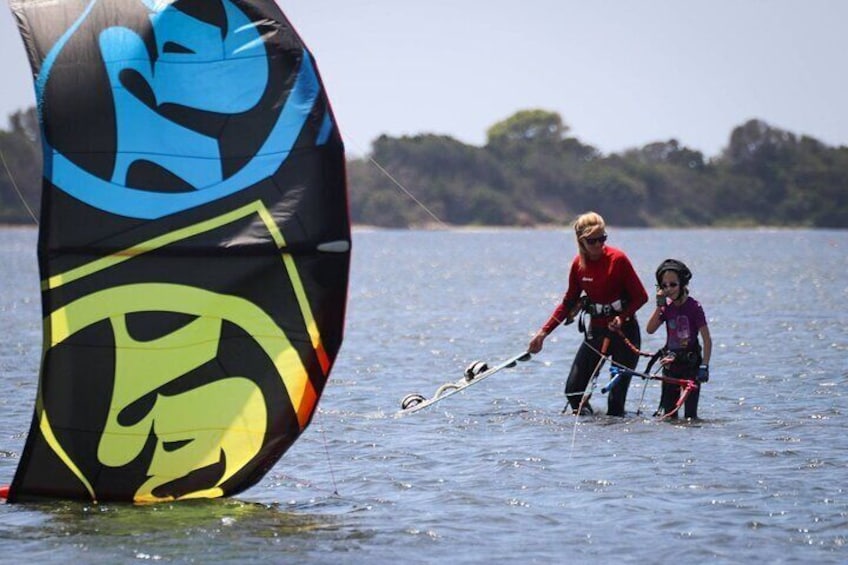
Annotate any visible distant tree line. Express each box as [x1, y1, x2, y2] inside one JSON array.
[[348, 110, 848, 228], [2, 107, 846, 228]]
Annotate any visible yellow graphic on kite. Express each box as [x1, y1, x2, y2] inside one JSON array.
[[19, 202, 344, 502]]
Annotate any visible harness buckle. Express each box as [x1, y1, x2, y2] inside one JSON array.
[[587, 299, 624, 317]]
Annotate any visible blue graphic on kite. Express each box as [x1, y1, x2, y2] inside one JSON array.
[[36, 0, 324, 219]]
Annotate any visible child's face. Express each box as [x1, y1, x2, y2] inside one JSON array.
[[660, 271, 682, 301]]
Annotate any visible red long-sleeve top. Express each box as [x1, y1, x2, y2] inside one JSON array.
[[541, 245, 648, 334]]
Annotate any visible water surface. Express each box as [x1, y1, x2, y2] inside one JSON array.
[[0, 227, 845, 563]]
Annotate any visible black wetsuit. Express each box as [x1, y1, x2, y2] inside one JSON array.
[[659, 348, 702, 419], [565, 319, 641, 416]]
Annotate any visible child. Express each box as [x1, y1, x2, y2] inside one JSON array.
[[646, 259, 712, 419]]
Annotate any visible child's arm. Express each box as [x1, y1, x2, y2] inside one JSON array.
[[699, 324, 711, 365], [646, 292, 664, 334]]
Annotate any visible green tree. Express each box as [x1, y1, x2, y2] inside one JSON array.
[[486, 109, 568, 145], [618, 140, 714, 226]]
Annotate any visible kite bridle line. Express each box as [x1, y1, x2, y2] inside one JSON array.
[[563, 336, 611, 413], [568, 336, 610, 455], [0, 149, 39, 226], [314, 409, 340, 497], [580, 332, 700, 420], [564, 308, 652, 413], [606, 325, 702, 419], [560, 299, 611, 414], [593, 357, 700, 420], [577, 336, 610, 415], [635, 350, 665, 416], [344, 134, 449, 228]]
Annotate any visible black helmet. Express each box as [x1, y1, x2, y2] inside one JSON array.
[[655, 258, 692, 286]]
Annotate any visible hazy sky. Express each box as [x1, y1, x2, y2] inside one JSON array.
[[2, 1, 847, 158]]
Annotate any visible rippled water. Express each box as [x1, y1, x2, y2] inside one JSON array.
[[0, 226, 846, 564]]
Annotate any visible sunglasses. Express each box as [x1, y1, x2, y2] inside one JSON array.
[[583, 234, 607, 245], [661, 282, 679, 289]]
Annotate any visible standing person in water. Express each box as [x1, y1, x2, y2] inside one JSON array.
[[528, 212, 648, 416], [646, 259, 712, 419]]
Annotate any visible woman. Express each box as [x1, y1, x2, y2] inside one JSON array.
[[528, 212, 648, 416], [646, 259, 712, 419]]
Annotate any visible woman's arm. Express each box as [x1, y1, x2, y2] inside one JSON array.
[[530, 258, 582, 352]]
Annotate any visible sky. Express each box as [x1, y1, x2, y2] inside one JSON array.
[[2, 0, 847, 159]]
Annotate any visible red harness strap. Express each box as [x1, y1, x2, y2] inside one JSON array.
[[656, 376, 699, 420]]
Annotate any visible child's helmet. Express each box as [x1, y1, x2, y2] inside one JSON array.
[[655, 258, 692, 286]]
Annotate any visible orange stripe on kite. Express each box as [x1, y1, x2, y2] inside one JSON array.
[[296, 381, 319, 429], [316, 343, 330, 375]]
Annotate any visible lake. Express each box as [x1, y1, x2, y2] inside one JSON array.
[[0, 226, 846, 563]]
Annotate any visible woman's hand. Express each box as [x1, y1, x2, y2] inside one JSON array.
[[608, 315, 623, 331], [528, 331, 546, 353]]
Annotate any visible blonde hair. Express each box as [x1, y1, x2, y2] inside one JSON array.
[[573, 211, 606, 267]]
